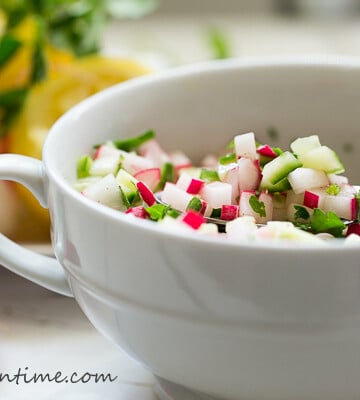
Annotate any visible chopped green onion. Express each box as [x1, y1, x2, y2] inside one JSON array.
[[249, 195, 266, 217], [326, 184, 341, 196], [219, 153, 237, 165], [310, 208, 345, 237], [200, 169, 220, 183], [167, 208, 181, 219], [157, 162, 175, 191], [113, 130, 155, 151], [145, 203, 169, 221], [119, 186, 131, 209], [294, 205, 310, 220], [273, 147, 283, 156], [77, 155, 93, 178], [186, 197, 202, 212]]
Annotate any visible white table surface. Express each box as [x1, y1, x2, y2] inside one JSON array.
[[3, 13, 360, 400]]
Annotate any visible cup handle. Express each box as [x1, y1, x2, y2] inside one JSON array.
[[0, 154, 73, 297]]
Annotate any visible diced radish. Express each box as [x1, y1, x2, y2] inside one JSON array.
[[90, 154, 121, 176], [298, 145, 344, 174], [323, 194, 357, 220], [169, 151, 192, 170], [226, 216, 258, 241], [136, 181, 156, 206], [339, 184, 357, 196], [201, 154, 218, 169], [182, 210, 205, 230], [256, 144, 278, 158], [328, 174, 349, 185], [162, 182, 194, 212], [134, 168, 161, 191], [234, 132, 258, 160], [139, 139, 170, 166], [346, 223, 360, 236], [200, 181, 232, 210], [287, 167, 329, 194], [126, 206, 147, 219], [238, 158, 261, 192], [82, 174, 126, 211], [121, 152, 155, 175], [218, 163, 239, 203], [290, 135, 321, 155], [239, 190, 273, 224], [303, 189, 326, 209], [176, 173, 205, 194], [93, 143, 119, 159], [221, 204, 239, 221]]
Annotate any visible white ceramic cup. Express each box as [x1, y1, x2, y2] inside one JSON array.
[[1, 56, 360, 400]]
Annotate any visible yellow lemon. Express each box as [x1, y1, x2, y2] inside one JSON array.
[[8, 56, 149, 242]]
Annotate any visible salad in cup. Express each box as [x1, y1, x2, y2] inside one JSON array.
[[75, 130, 360, 244]]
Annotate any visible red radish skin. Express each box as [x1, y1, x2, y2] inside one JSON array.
[[136, 181, 156, 206], [347, 223, 360, 236], [126, 206, 147, 219], [134, 168, 161, 191], [304, 191, 320, 209], [182, 210, 205, 230], [176, 174, 205, 194], [351, 197, 358, 220], [256, 145, 277, 158], [221, 205, 239, 221], [200, 200, 208, 215]]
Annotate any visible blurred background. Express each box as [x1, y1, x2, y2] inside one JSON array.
[[1, 0, 360, 244]]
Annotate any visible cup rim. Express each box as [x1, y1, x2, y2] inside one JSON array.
[[43, 55, 360, 252]]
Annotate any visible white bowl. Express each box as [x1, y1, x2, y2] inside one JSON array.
[[2, 56, 360, 400]]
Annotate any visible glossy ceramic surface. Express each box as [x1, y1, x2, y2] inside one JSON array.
[[1, 57, 360, 399]]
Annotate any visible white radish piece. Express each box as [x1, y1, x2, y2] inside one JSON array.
[[139, 139, 170, 166], [226, 216, 258, 241], [323, 194, 357, 220], [234, 132, 258, 160], [162, 182, 194, 212], [176, 173, 205, 194], [328, 174, 348, 185], [287, 203, 313, 223], [93, 143, 119, 159], [121, 152, 155, 175], [238, 158, 261, 192], [287, 167, 329, 194], [218, 163, 239, 204], [90, 154, 121, 176], [286, 190, 304, 208], [303, 188, 327, 209], [200, 181, 232, 210]]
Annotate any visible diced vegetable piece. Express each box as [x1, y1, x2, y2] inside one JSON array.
[[239, 191, 272, 223], [77, 155, 93, 178], [328, 174, 348, 185], [121, 152, 155, 175], [182, 210, 205, 230], [298, 146, 344, 174], [226, 216, 258, 241], [258, 192, 273, 224], [310, 209, 346, 237], [238, 158, 261, 192], [287, 203, 313, 223], [200, 168, 220, 183], [303, 189, 326, 209], [323, 194, 358, 220], [113, 130, 155, 152], [136, 181, 156, 206], [221, 204, 239, 221], [90, 154, 121, 176], [260, 151, 302, 186], [261, 177, 291, 193], [218, 163, 239, 203], [178, 167, 201, 179], [234, 132, 257, 160], [82, 174, 126, 211], [116, 169, 139, 205], [139, 139, 170, 166], [200, 181, 232, 210], [126, 206, 147, 219], [219, 153, 237, 165], [74, 176, 102, 192], [94, 143, 119, 159], [162, 182, 194, 212], [257, 221, 323, 243], [256, 144, 278, 158], [134, 168, 161, 192], [290, 135, 321, 155], [346, 223, 360, 236], [176, 173, 205, 194], [287, 167, 329, 194]]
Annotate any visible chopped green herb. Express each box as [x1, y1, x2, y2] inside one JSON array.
[[249, 195, 266, 217], [77, 155, 93, 178], [219, 153, 237, 165], [145, 203, 169, 221], [266, 127, 279, 141], [186, 197, 202, 212], [113, 130, 155, 152], [294, 205, 310, 220], [273, 147, 283, 156], [200, 169, 220, 183], [167, 208, 181, 219], [210, 208, 221, 218], [326, 184, 341, 196], [310, 208, 345, 237], [157, 162, 175, 191]]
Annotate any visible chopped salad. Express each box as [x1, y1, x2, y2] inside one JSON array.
[[75, 130, 360, 244]]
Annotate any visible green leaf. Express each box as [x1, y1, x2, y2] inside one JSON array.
[[326, 184, 341, 196], [113, 130, 156, 152], [294, 205, 310, 220], [249, 195, 266, 217], [186, 197, 202, 212], [310, 208, 345, 237], [219, 152, 237, 165], [157, 162, 175, 191], [145, 203, 169, 221], [167, 208, 181, 219], [0, 35, 22, 68], [77, 155, 93, 178], [200, 169, 220, 183], [207, 27, 231, 60]]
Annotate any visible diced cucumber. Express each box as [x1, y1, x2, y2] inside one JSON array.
[[290, 135, 321, 155], [116, 169, 139, 205], [298, 146, 345, 174], [261, 151, 302, 186], [179, 167, 202, 179], [260, 176, 291, 193]]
